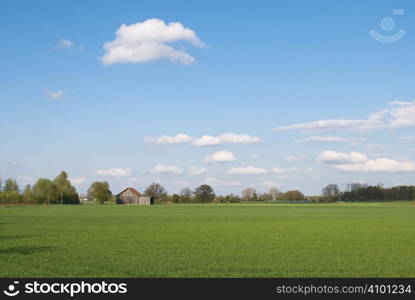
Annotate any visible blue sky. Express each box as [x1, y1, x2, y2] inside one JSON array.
[[1, 0, 415, 195]]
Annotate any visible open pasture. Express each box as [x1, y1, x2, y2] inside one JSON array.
[[0, 202, 414, 277]]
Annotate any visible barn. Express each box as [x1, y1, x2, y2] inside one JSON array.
[[116, 187, 153, 205]]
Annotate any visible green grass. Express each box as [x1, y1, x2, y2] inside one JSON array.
[[0, 202, 414, 277]]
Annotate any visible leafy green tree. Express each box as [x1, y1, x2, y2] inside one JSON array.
[[53, 171, 79, 204], [87, 181, 112, 204], [3, 178, 19, 193], [194, 184, 215, 203], [171, 194, 181, 203], [281, 190, 305, 201], [32, 178, 57, 203], [23, 184, 32, 203], [145, 183, 167, 203]]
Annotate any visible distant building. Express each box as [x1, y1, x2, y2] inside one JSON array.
[[116, 187, 153, 205]]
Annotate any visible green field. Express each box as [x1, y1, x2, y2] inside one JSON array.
[[0, 202, 414, 277]]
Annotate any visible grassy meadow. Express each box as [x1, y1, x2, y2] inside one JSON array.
[[0, 202, 414, 277]]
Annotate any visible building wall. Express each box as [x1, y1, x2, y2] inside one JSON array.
[[116, 190, 151, 205]]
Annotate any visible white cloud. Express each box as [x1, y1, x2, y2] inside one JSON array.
[[318, 151, 368, 164], [148, 133, 262, 147], [149, 164, 183, 175], [150, 134, 193, 145], [204, 150, 236, 163], [95, 168, 131, 177], [295, 136, 364, 143], [70, 177, 87, 185], [101, 18, 204, 65], [56, 38, 84, 50], [270, 167, 286, 174], [193, 133, 262, 146], [59, 39, 73, 48], [334, 158, 415, 173], [256, 181, 284, 188], [388, 101, 415, 128], [286, 155, 308, 161], [47, 90, 64, 100], [226, 166, 284, 175], [188, 166, 208, 175], [205, 177, 241, 187], [274, 101, 415, 133]]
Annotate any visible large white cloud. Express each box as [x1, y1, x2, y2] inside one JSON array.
[[334, 158, 415, 173], [148, 133, 262, 147], [274, 101, 415, 133], [101, 18, 204, 65], [149, 164, 183, 175], [204, 151, 236, 163], [318, 151, 368, 164], [95, 168, 131, 177]]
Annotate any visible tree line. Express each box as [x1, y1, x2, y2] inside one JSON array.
[[320, 183, 415, 202], [1, 173, 414, 205], [0, 171, 79, 204]]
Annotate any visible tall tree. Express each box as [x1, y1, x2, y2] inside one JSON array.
[[145, 183, 167, 203], [53, 171, 79, 204], [322, 184, 340, 202], [180, 187, 194, 203], [87, 182, 112, 204], [3, 178, 19, 193], [242, 188, 256, 202], [23, 184, 32, 203], [194, 184, 215, 203], [32, 178, 57, 203], [268, 188, 282, 201]]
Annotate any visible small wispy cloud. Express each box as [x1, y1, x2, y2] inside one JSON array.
[[149, 164, 184, 175], [56, 38, 84, 50], [188, 166, 208, 175], [225, 166, 285, 175], [47, 90, 64, 100], [204, 151, 236, 163], [70, 177, 87, 185], [274, 101, 415, 133], [95, 168, 131, 177], [295, 136, 364, 144], [147, 133, 262, 147], [205, 177, 241, 187]]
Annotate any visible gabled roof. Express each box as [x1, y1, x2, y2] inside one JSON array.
[[116, 187, 143, 197]]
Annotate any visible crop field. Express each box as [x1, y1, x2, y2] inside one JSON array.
[[0, 202, 414, 278]]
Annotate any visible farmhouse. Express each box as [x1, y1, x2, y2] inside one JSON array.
[[116, 187, 153, 205]]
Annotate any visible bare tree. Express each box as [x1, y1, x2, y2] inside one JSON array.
[[322, 184, 340, 202], [242, 188, 256, 202], [268, 187, 282, 200], [145, 183, 167, 203]]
